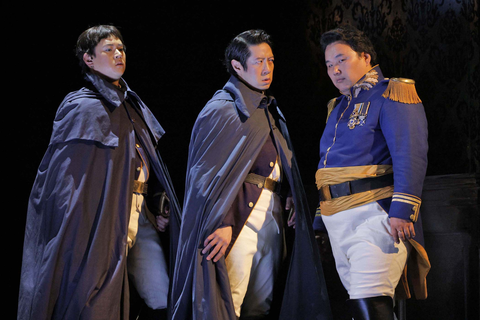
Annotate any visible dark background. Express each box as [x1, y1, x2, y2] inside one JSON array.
[[10, 0, 479, 319]]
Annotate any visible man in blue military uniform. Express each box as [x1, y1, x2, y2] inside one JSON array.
[[314, 25, 431, 319]]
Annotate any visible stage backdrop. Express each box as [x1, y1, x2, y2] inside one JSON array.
[[305, 0, 479, 176]]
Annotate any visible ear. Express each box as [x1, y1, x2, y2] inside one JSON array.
[[364, 53, 372, 66], [231, 59, 244, 72], [83, 53, 94, 69]]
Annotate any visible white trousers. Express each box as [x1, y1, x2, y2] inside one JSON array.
[[225, 191, 284, 318], [126, 166, 169, 310], [127, 165, 148, 250], [322, 202, 410, 299], [127, 196, 169, 310]]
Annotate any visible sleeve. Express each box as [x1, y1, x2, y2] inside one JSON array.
[[380, 83, 428, 222]]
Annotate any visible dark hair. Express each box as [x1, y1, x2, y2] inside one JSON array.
[[224, 29, 273, 76], [320, 25, 377, 65], [75, 25, 125, 74]]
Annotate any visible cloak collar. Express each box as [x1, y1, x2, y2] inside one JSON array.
[[224, 75, 275, 118], [84, 72, 165, 143], [84, 72, 131, 108], [341, 65, 385, 98]]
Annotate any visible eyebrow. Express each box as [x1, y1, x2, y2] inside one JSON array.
[[103, 42, 124, 47], [254, 55, 275, 60]]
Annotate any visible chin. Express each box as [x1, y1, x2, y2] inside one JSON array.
[[260, 83, 271, 90]]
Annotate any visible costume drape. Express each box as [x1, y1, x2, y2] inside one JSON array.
[[18, 73, 180, 319], [170, 76, 331, 320]]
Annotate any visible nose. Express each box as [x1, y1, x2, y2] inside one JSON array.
[[333, 65, 341, 75], [262, 61, 273, 75], [115, 49, 124, 59]]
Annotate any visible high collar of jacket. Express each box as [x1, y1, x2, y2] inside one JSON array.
[[341, 65, 385, 98], [85, 72, 131, 108], [224, 75, 276, 118]]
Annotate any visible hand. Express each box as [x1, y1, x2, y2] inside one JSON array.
[[316, 231, 333, 263], [155, 215, 169, 232], [161, 201, 170, 218], [389, 217, 415, 244], [286, 196, 296, 228], [202, 226, 232, 262]]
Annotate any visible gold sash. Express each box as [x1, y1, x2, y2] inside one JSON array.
[[315, 165, 394, 216]]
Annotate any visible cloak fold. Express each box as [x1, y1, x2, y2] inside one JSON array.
[[171, 78, 332, 319], [18, 75, 180, 320]]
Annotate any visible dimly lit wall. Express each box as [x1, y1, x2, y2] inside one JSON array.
[[305, 0, 479, 176]]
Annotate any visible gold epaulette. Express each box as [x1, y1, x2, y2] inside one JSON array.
[[326, 98, 338, 123], [382, 78, 422, 104]]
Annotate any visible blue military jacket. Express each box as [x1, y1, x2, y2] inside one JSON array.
[[318, 66, 428, 223]]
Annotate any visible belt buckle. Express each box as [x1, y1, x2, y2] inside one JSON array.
[[264, 177, 275, 192], [330, 181, 352, 198], [133, 180, 148, 194]]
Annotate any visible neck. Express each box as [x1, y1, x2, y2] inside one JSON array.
[[342, 65, 377, 96], [236, 75, 265, 94], [90, 70, 122, 88]]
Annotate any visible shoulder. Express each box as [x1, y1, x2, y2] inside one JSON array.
[[55, 87, 105, 121], [325, 97, 342, 122], [381, 78, 422, 105], [197, 90, 237, 121], [327, 97, 339, 111], [378, 78, 427, 127], [50, 88, 118, 147], [189, 92, 243, 150]]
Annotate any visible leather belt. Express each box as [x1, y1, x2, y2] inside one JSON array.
[[133, 180, 148, 194], [245, 173, 281, 194], [319, 173, 393, 201]]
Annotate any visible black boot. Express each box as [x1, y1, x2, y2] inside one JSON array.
[[137, 305, 167, 320], [347, 296, 394, 320], [240, 315, 270, 320]]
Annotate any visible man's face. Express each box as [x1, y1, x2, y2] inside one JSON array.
[[84, 36, 126, 85], [233, 42, 274, 91], [324, 41, 372, 94]]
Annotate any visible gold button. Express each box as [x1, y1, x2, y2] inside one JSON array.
[[136, 144, 140, 148], [269, 162, 274, 168], [411, 206, 416, 211], [248, 202, 254, 208], [410, 214, 415, 221]]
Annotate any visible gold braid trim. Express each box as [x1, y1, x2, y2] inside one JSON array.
[[326, 98, 338, 123], [382, 78, 422, 104]]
